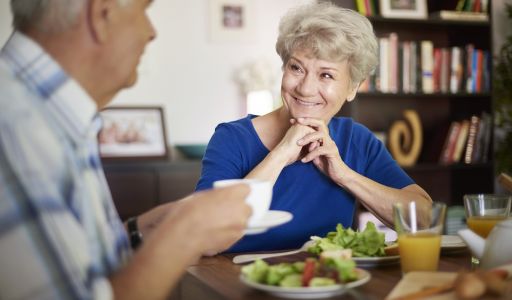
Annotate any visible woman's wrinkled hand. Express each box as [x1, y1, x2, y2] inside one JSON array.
[[293, 117, 347, 184], [273, 119, 316, 166]]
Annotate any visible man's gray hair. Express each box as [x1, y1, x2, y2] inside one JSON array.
[[11, 0, 132, 33]]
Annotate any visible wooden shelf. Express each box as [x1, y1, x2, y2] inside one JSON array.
[[403, 162, 493, 172], [357, 92, 491, 99], [330, 0, 495, 204], [367, 16, 490, 27]]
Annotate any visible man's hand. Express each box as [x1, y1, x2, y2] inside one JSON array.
[[156, 184, 252, 257]]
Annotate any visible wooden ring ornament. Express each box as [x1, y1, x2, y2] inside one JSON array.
[[388, 110, 423, 167]]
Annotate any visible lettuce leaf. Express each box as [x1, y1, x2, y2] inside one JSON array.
[[307, 222, 386, 257]]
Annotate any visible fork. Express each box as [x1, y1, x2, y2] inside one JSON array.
[[232, 240, 315, 264]]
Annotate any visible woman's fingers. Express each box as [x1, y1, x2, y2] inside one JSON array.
[[295, 117, 328, 131], [297, 131, 324, 146], [301, 141, 340, 163]]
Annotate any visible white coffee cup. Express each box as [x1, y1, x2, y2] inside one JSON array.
[[213, 179, 272, 226]]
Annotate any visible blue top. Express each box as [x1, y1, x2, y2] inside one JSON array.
[[196, 115, 413, 252]]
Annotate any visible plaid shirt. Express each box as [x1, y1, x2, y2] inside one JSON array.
[[0, 32, 131, 300]]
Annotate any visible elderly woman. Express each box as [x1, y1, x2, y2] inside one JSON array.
[[196, 2, 432, 252]]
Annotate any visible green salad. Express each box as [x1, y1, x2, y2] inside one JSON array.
[[241, 250, 358, 287], [307, 222, 386, 257]]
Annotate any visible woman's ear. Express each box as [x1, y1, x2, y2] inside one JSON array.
[[88, 0, 116, 43], [346, 83, 359, 102]]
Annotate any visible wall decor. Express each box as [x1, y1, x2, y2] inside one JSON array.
[[98, 106, 168, 160]]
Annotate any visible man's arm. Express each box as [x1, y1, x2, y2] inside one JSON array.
[[110, 185, 251, 300]]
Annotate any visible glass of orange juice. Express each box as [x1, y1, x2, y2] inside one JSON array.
[[393, 202, 447, 274], [463, 194, 511, 266]]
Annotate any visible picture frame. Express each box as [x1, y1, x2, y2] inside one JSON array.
[[379, 0, 427, 19], [209, 0, 255, 43], [98, 106, 168, 160]]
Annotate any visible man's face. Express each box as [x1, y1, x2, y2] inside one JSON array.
[[106, 0, 156, 90]]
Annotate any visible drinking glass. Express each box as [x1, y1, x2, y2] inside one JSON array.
[[393, 202, 447, 274], [463, 194, 511, 267]]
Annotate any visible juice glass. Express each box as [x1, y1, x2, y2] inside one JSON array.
[[393, 202, 446, 273], [463, 194, 511, 266]]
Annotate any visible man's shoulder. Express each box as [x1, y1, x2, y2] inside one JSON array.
[[0, 62, 39, 121]]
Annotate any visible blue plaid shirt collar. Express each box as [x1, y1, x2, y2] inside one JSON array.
[[0, 31, 100, 142]]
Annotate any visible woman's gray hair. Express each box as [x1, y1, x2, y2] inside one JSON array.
[[10, 0, 132, 33], [275, 2, 378, 88]]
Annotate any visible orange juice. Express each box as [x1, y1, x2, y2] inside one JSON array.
[[398, 232, 441, 273], [466, 216, 506, 238]]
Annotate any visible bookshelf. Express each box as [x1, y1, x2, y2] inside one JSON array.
[[331, 0, 494, 205]]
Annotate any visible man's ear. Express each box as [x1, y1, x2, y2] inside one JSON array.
[[88, 0, 116, 43]]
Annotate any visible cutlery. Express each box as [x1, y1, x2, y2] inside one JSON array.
[[232, 240, 315, 264]]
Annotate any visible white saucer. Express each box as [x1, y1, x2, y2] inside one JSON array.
[[244, 210, 293, 235]]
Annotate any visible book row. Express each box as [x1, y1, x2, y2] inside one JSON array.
[[439, 112, 491, 165], [359, 34, 491, 95]]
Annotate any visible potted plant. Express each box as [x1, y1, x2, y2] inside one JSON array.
[[494, 4, 512, 175]]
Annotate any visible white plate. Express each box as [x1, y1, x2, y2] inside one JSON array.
[[244, 210, 293, 235], [240, 268, 371, 299], [353, 255, 400, 267], [441, 235, 466, 248], [441, 235, 467, 254]]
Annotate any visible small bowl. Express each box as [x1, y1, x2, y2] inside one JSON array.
[[175, 144, 207, 159]]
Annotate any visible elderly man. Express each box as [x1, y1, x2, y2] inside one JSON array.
[[0, 0, 251, 299]]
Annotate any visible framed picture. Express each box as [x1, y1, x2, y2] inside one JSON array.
[[209, 0, 255, 43], [98, 106, 168, 160], [379, 0, 427, 19]]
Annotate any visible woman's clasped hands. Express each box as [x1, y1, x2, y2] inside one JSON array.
[[288, 117, 347, 183]]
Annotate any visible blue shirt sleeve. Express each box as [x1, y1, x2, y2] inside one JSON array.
[[196, 123, 245, 191]]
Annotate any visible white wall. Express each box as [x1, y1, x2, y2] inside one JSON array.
[[1, 0, 511, 145], [113, 0, 311, 144], [0, 0, 309, 145], [0, 0, 11, 44]]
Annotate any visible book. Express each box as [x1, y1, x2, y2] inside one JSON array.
[[452, 120, 470, 163], [355, 0, 367, 16], [440, 48, 451, 93], [389, 33, 399, 93], [440, 121, 461, 164], [431, 11, 488, 22], [379, 37, 389, 93], [450, 47, 463, 93], [472, 112, 491, 163], [421, 41, 434, 94], [464, 115, 480, 164], [410, 41, 418, 93], [465, 44, 475, 93], [433, 48, 442, 93], [402, 42, 410, 93]]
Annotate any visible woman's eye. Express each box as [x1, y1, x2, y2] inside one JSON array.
[[321, 73, 334, 79], [289, 63, 302, 72]]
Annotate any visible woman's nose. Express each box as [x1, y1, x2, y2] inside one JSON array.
[[296, 74, 317, 96]]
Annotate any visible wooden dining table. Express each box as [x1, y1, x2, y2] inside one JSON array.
[[175, 249, 472, 300]]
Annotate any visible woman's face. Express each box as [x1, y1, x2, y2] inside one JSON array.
[[280, 50, 357, 122]]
